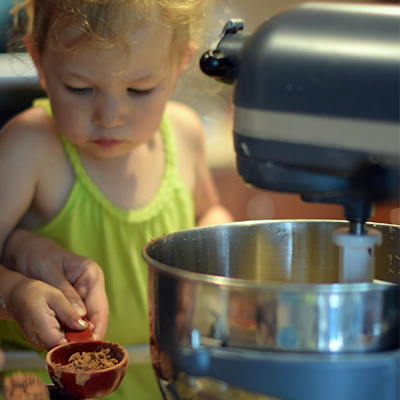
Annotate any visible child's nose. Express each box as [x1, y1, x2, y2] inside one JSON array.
[[93, 95, 124, 128]]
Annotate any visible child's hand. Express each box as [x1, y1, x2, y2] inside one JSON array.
[[8, 275, 87, 350], [2, 229, 109, 344]]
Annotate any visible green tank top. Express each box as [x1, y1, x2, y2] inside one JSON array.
[[0, 98, 195, 399]]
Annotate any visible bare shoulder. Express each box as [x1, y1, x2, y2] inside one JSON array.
[[0, 106, 71, 231], [0, 106, 63, 161], [165, 100, 205, 152], [164, 101, 207, 193], [164, 100, 213, 200], [164, 101, 232, 224]]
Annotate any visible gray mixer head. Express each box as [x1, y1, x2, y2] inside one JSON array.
[[200, 2, 400, 223]]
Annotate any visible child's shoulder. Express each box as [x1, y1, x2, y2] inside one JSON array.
[[165, 101, 208, 193], [166, 100, 201, 124], [166, 100, 204, 148], [0, 106, 61, 154]]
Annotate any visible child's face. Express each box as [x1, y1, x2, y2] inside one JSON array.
[[32, 21, 182, 159]]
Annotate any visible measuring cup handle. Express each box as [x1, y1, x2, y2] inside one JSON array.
[[62, 317, 94, 342]]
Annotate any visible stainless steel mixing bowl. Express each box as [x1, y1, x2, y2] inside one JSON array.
[[143, 220, 399, 399]]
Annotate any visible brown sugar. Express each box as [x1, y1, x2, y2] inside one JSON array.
[[4, 371, 50, 400], [53, 347, 120, 387], [61, 347, 119, 372]]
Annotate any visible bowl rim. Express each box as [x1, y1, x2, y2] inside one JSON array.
[[143, 219, 400, 291]]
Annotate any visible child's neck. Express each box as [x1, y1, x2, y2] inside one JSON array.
[[78, 133, 165, 210]]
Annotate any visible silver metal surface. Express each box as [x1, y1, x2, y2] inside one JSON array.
[[143, 220, 399, 399]]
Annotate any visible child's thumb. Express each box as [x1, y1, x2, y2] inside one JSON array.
[[50, 294, 88, 332], [53, 278, 88, 318]]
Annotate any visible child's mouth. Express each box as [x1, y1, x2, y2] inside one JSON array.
[[93, 139, 122, 147]]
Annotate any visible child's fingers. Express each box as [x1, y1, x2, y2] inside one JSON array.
[[16, 308, 67, 351], [62, 256, 109, 340], [87, 306, 108, 341], [81, 277, 109, 341], [45, 271, 88, 318], [47, 292, 88, 335], [28, 325, 67, 350], [10, 278, 85, 350]]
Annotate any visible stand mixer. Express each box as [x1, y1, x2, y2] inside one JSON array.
[[143, 3, 400, 399], [200, 1, 399, 284]]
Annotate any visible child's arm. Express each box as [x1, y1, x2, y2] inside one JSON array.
[[192, 132, 234, 226], [2, 228, 109, 345], [197, 203, 234, 226], [0, 110, 108, 349], [168, 101, 235, 226], [189, 127, 234, 226], [0, 113, 84, 349]]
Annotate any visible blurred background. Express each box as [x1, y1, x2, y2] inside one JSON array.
[[0, 0, 398, 223]]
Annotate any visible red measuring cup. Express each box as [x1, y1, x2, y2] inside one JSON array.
[[46, 318, 128, 399]]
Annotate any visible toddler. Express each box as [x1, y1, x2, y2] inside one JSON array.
[[0, 0, 233, 398]]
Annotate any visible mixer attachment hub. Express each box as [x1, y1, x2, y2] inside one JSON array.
[[332, 227, 382, 283]]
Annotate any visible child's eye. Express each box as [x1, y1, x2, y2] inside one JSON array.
[[127, 88, 154, 96], [65, 85, 91, 95]]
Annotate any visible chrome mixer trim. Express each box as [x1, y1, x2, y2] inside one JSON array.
[[234, 106, 399, 157]]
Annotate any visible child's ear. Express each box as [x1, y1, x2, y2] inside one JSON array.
[[23, 34, 47, 91], [177, 42, 197, 77]]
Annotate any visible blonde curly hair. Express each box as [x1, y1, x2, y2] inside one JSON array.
[[11, 0, 208, 58]]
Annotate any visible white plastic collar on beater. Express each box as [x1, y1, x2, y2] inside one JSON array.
[[332, 227, 382, 283]]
